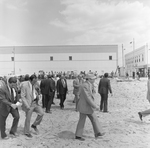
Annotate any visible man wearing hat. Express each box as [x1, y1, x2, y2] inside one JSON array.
[[0, 77, 20, 139], [75, 73, 104, 141]]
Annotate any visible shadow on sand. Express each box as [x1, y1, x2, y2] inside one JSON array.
[[58, 131, 75, 139]]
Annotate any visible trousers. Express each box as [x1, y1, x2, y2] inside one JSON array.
[[100, 94, 108, 112], [75, 112, 102, 137], [141, 109, 150, 117], [45, 94, 53, 111], [59, 94, 67, 108], [0, 108, 19, 138], [24, 102, 44, 134]]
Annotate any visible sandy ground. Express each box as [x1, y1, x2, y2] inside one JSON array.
[[1, 78, 150, 148]]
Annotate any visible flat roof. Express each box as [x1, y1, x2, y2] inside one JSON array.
[[0, 45, 118, 54]]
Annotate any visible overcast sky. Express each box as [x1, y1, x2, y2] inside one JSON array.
[[0, 0, 150, 65]]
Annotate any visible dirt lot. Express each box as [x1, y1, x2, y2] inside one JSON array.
[[1, 78, 150, 148]]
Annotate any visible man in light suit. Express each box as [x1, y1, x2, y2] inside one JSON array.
[[21, 74, 44, 138], [98, 73, 112, 112], [75, 73, 104, 141], [73, 74, 84, 111], [0, 77, 20, 139]]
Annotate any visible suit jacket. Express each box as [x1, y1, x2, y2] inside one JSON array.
[[77, 81, 96, 114], [20, 81, 38, 112], [73, 78, 80, 95], [57, 78, 68, 95], [0, 80, 18, 116], [40, 79, 47, 95], [98, 77, 112, 94], [50, 78, 56, 92], [40, 78, 53, 96]]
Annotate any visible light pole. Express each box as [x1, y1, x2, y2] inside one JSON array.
[[130, 38, 135, 78]]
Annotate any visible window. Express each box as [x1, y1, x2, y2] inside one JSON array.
[[142, 54, 144, 61], [11, 57, 14, 61], [50, 56, 53, 61], [69, 56, 72, 61], [109, 56, 112, 60]]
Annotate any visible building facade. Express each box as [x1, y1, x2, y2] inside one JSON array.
[[0, 45, 118, 76], [125, 44, 150, 77]]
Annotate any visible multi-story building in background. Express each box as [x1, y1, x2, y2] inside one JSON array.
[[125, 44, 150, 77], [0, 45, 118, 76]]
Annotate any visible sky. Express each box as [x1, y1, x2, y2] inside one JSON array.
[[0, 0, 150, 66]]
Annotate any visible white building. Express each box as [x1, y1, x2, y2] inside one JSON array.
[[0, 45, 118, 76], [125, 44, 150, 77]]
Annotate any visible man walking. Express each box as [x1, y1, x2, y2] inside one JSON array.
[[75, 73, 104, 141], [21, 74, 44, 138], [50, 74, 56, 105], [98, 73, 112, 112], [0, 77, 20, 139], [57, 75, 68, 109], [40, 75, 47, 108]]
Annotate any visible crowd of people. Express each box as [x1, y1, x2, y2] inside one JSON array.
[[0, 70, 149, 141]]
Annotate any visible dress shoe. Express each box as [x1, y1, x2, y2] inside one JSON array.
[[95, 132, 105, 138], [103, 111, 109, 113], [31, 124, 39, 134], [60, 106, 64, 110], [75, 136, 85, 141], [138, 112, 142, 121], [25, 133, 33, 138], [45, 110, 52, 114], [2, 136, 9, 140], [9, 132, 19, 137]]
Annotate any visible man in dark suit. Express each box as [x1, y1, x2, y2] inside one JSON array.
[[40, 75, 48, 108], [0, 77, 20, 139], [50, 75, 56, 105], [44, 75, 53, 113], [98, 73, 112, 112], [57, 75, 68, 109]]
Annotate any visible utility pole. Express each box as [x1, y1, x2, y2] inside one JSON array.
[[13, 46, 15, 75], [146, 43, 149, 76], [122, 44, 125, 76], [122, 44, 124, 68]]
